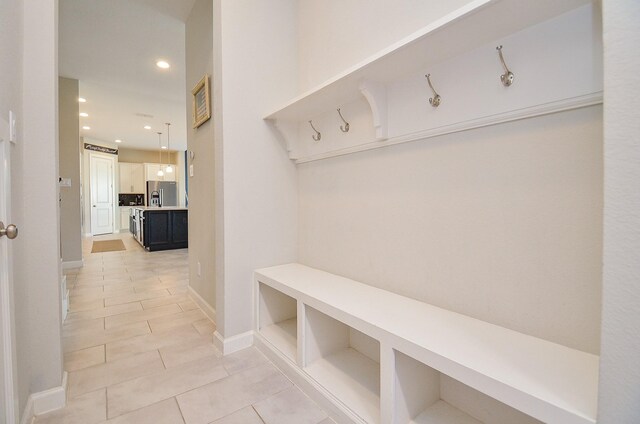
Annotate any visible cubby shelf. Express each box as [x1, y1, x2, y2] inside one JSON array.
[[254, 263, 599, 424], [259, 318, 297, 362], [412, 401, 481, 424], [256, 283, 298, 362], [263, 0, 591, 122], [306, 349, 380, 424]]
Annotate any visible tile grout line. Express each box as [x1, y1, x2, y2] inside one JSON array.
[[173, 396, 187, 424], [251, 404, 268, 424]]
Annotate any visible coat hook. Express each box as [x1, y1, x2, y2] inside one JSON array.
[[425, 74, 441, 107], [337, 108, 350, 133], [308, 120, 321, 141], [496, 45, 514, 87]]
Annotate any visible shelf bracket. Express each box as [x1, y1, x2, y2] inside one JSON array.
[[266, 119, 296, 158], [359, 80, 388, 141]]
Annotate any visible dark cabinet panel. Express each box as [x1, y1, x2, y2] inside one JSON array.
[[142, 209, 188, 251], [172, 210, 189, 244]]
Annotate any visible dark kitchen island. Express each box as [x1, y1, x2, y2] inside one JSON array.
[[132, 207, 188, 251]]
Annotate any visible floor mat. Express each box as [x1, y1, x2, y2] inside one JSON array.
[[91, 239, 126, 253]]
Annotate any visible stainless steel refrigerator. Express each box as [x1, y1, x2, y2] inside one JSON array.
[[146, 181, 177, 207]]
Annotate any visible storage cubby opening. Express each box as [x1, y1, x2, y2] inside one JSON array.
[[304, 305, 380, 424], [258, 283, 297, 361], [394, 351, 542, 424]]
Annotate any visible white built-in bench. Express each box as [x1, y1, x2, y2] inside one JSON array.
[[254, 263, 598, 424]]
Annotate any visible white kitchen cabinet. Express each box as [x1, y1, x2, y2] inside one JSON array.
[[144, 163, 162, 181], [119, 163, 145, 193], [119, 207, 131, 231], [163, 168, 176, 182], [144, 163, 176, 182]]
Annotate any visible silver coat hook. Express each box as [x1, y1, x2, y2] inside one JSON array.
[[337, 108, 350, 132], [425, 74, 441, 107], [308, 120, 321, 141], [496, 45, 514, 87]]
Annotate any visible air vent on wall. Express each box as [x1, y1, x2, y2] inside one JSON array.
[[135, 112, 154, 118]]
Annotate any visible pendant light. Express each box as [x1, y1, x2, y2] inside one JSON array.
[[157, 132, 164, 177], [165, 122, 173, 173]]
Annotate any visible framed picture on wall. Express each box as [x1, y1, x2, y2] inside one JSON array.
[[191, 74, 211, 128]]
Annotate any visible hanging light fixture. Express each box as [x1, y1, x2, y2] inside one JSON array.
[[157, 132, 164, 177], [165, 122, 173, 173]]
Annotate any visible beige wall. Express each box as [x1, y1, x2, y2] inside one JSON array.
[[58, 77, 82, 263], [118, 147, 178, 165], [186, 0, 216, 309], [299, 106, 603, 354]]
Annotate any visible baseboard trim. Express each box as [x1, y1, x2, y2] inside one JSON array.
[[187, 286, 216, 322], [20, 396, 33, 424], [61, 260, 83, 270], [22, 371, 67, 422], [213, 330, 254, 356], [254, 335, 357, 424]]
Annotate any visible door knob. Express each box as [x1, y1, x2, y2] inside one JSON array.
[[0, 222, 18, 240]]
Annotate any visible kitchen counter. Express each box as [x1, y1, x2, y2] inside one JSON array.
[[133, 206, 188, 211]]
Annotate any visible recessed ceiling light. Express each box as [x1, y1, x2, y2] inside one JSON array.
[[161, 146, 167, 149], [144, 125, 152, 130], [156, 60, 170, 69], [82, 126, 90, 130], [79, 112, 88, 117], [78, 97, 87, 103], [115, 139, 122, 143]]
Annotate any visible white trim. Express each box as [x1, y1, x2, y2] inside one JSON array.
[[1, 118, 18, 424], [61, 275, 68, 322], [89, 152, 117, 236], [61, 260, 83, 270], [21, 371, 67, 422], [294, 92, 603, 164], [254, 334, 357, 424], [213, 330, 254, 356], [19, 396, 33, 424], [187, 286, 216, 322]]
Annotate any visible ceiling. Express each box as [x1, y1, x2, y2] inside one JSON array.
[[59, 0, 197, 151]]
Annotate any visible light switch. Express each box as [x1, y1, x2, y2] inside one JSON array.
[[189, 164, 194, 177], [59, 178, 72, 187]]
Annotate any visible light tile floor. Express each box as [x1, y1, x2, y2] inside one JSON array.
[[35, 233, 333, 424]]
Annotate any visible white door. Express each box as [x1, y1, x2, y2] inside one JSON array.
[[1, 115, 18, 423], [90, 154, 115, 235]]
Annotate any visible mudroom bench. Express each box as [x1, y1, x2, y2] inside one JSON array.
[[254, 263, 598, 424]]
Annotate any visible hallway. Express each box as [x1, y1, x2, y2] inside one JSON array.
[[35, 234, 331, 424]]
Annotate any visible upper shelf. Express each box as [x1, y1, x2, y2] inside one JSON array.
[[263, 0, 593, 122]]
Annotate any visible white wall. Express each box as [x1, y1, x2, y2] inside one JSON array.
[[293, 0, 603, 357], [9, 0, 64, 419], [215, 0, 299, 341], [297, 0, 471, 90], [1, 0, 25, 418], [299, 105, 603, 354], [598, 0, 640, 421]]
